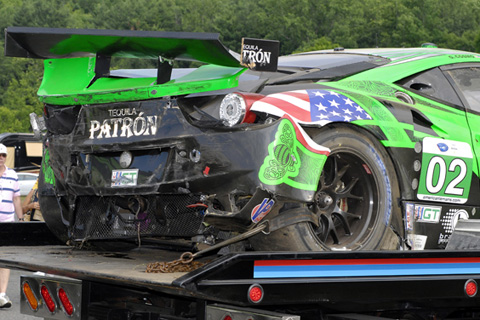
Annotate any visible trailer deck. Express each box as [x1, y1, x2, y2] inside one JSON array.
[[3, 241, 480, 310], [4, 223, 480, 319]]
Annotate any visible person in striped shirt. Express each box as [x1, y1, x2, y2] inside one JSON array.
[[0, 143, 24, 308]]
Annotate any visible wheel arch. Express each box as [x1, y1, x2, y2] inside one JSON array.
[[303, 121, 406, 240]]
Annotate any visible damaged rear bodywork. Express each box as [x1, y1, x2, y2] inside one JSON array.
[[44, 98, 328, 241], [5, 27, 330, 247]]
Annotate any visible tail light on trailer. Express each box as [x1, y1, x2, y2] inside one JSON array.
[[41, 284, 57, 313], [22, 281, 39, 311], [20, 274, 82, 319], [248, 284, 264, 304], [465, 279, 478, 297], [58, 288, 75, 316]]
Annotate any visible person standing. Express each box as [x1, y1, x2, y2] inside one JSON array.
[[0, 143, 24, 308], [22, 178, 44, 221]]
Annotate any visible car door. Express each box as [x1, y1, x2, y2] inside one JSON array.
[[440, 63, 480, 205]]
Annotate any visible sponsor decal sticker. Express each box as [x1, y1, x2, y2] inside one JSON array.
[[241, 38, 279, 72], [417, 137, 473, 204], [251, 198, 275, 223], [407, 234, 428, 250], [112, 169, 139, 187], [437, 143, 449, 152], [259, 117, 329, 191], [438, 209, 469, 245], [405, 202, 414, 231], [89, 108, 158, 140], [415, 205, 441, 223]]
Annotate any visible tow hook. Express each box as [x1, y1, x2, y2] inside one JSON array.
[[146, 208, 318, 273]]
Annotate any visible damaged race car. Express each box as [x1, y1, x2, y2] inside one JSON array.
[[5, 27, 480, 251]]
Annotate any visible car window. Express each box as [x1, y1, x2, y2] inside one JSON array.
[[443, 66, 480, 112], [396, 67, 462, 107]]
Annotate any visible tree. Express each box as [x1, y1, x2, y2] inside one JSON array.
[[2, 0, 480, 133], [0, 58, 43, 132], [294, 37, 340, 53]]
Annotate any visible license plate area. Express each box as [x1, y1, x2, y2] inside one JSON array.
[[79, 149, 168, 189], [112, 169, 139, 187]]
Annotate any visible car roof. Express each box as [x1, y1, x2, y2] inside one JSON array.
[[280, 47, 480, 69], [273, 47, 480, 85]]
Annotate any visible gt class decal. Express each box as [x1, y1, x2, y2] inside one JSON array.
[[415, 205, 441, 223], [417, 137, 473, 204]]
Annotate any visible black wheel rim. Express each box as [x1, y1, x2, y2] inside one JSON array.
[[311, 150, 379, 250]]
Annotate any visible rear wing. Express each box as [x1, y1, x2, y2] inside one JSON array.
[[4, 27, 246, 104], [4, 26, 240, 66]]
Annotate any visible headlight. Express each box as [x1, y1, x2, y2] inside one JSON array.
[[219, 93, 247, 127]]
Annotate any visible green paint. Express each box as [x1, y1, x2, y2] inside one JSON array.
[[259, 119, 327, 191], [42, 148, 56, 186], [38, 57, 245, 105]]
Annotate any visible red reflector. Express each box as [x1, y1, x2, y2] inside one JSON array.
[[223, 315, 232, 320], [248, 284, 264, 303], [58, 288, 74, 315], [40, 285, 56, 313], [465, 280, 478, 297]]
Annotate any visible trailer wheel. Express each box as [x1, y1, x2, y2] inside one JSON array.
[[251, 125, 402, 251]]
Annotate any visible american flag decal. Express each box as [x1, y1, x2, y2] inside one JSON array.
[[251, 89, 372, 124]]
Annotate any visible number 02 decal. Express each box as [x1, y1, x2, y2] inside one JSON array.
[[418, 137, 473, 204], [425, 156, 467, 195]]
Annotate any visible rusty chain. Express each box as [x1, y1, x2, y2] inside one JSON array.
[[146, 222, 268, 273], [146, 252, 206, 273]]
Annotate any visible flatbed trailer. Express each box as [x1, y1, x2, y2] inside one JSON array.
[[2, 223, 480, 320]]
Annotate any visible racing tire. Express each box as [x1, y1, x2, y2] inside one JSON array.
[[251, 124, 402, 251]]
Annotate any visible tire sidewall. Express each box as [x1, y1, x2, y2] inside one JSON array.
[[311, 125, 396, 250]]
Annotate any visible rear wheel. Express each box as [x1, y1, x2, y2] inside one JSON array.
[[252, 125, 402, 251], [38, 166, 70, 244]]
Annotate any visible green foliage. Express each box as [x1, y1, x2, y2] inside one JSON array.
[[2, 0, 480, 133], [294, 37, 340, 53], [0, 59, 43, 132]]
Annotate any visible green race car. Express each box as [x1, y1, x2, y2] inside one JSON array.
[[5, 27, 480, 251]]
